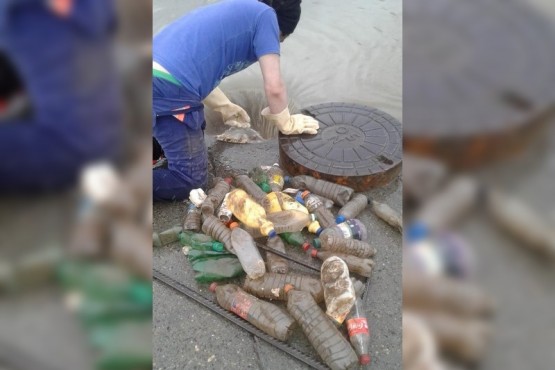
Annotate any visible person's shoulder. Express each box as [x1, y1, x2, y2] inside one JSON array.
[[227, 0, 273, 14]]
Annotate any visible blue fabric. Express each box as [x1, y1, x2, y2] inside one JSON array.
[[153, 0, 281, 101], [0, 0, 120, 193], [152, 77, 208, 201]]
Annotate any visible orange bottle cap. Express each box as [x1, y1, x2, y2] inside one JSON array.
[[229, 222, 239, 229], [209, 283, 218, 292], [283, 284, 295, 294], [301, 190, 310, 199]]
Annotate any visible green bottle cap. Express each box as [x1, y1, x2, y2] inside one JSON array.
[[260, 182, 271, 193], [312, 238, 321, 249], [212, 242, 225, 252]]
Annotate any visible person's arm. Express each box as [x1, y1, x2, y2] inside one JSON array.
[[258, 54, 288, 114], [203, 87, 250, 128]]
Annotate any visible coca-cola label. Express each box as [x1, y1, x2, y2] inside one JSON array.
[[230, 292, 253, 320], [337, 222, 353, 238], [347, 317, 369, 337]]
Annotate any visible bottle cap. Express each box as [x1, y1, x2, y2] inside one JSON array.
[[212, 242, 225, 252], [359, 355, 371, 365], [283, 284, 294, 294], [229, 222, 239, 230], [310, 249, 318, 258], [209, 283, 218, 293], [301, 190, 310, 199], [284, 175, 291, 184], [223, 177, 233, 185], [407, 221, 429, 243], [302, 242, 311, 251], [295, 193, 305, 204], [336, 215, 346, 223], [312, 238, 321, 249], [260, 182, 271, 193], [268, 230, 277, 238]]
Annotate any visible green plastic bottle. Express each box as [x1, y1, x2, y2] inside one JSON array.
[[280, 232, 305, 247], [179, 231, 226, 253], [191, 257, 244, 283]]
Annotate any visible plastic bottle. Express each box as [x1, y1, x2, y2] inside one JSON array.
[[267, 210, 314, 233], [227, 188, 277, 237], [266, 236, 289, 274], [320, 218, 368, 241], [249, 166, 269, 186], [210, 283, 295, 342], [286, 175, 354, 206], [301, 191, 336, 229], [217, 193, 233, 223], [157, 226, 182, 246], [192, 257, 244, 283], [229, 224, 266, 280], [183, 203, 202, 232], [277, 192, 309, 214], [310, 249, 374, 278], [266, 164, 285, 192], [234, 175, 269, 208], [243, 272, 324, 303], [280, 232, 305, 247], [371, 200, 403, 233], [265, 192, 283, 214], [308, 220, 323, 235], [291, 189, 334, 209], [345, 297, 371, 365], [284, 285, 358, 370], [337, 194, 369, 223], [321, 256, 356, 324], [313, 233, 376, 259], [200, 178, 232, 216], [201, 215, 233, 253], [179, 230, 224, 251]]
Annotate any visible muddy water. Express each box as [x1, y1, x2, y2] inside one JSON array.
[[153, 0, 402, 138]]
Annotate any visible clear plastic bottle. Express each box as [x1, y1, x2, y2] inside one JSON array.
[[286, 175, 354, 206], [183, 203, 202, 232], [266, 164, 285, 192], [217, 193, 232, 223], [234, 175, 269, 208], [301, 191, 337, 228], [321, 256, 356, 325], [201, 215, 233, 253], [320, 218, 368, 241], [277, 192, 309, 214], [209, 283, 295, 342], [310, 249, 374, 278], [292, 190, 335, 209], [345, 297, 371, 365], [371, 199, 402, 233], [227, 188, 277, 237], [267, 210, 314, 233], [266, 236, 289, 274], [337, 194, 369, 223], [230, 224, 266, 280], [201, 178, 232, 216], [157, 226, 183, 246], [284, 285, 358, 370], [243, 272, 324, 303], [313, 233, 376, 259]]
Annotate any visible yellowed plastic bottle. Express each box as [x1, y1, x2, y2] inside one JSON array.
[[277, 192, 309, 214], [227, 189, 277, 237]]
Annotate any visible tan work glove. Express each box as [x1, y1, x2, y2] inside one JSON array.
[[261, 107, 319, 135], [203, 87, 251, 128]]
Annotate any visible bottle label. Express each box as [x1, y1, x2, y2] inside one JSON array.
[[346, 317, 369, 337], [230, 291, 253, 320], [271, 175, 284, 187], [337, 222, 353, 238], [305, 197, 323, 212]]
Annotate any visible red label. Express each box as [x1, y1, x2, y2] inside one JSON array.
[[230, 292, 253, 320], [347, 317, 369, 337]]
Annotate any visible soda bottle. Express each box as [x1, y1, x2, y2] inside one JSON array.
[[345, 297, 371, 365], [229, 224, 266, 280], [337, 194, 369, 223], [209, 283, 295, 342], [192, 257, 244, 283], [234, 175, 269, 209], [320, 218, 368, 241], [321, 256, 356, 325], [280, 232, 306, 247], [310, 249, 374, 278], [284, 285, 358, 370], [266, 164, 285, 192], [267, 210, 314, 233], [201, 178, 232, 216], [201, 215, 233, 253], [301, 191, 336, 229], [157, 226, 183, 246], [227, 189, 277, 237], [266, 236, 289, 274], [183, 203, 202, 232], [217, 193, 233, 223], [351, 278, 365, 298], [286, 175, 354, 206], [371, 199, 402, 233], [313, 233, 376, 259], [243, 272, 324, 303]]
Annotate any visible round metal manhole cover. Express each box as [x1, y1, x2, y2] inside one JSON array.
[[279, 103, 402, 191], [404, 0, 555, 168]]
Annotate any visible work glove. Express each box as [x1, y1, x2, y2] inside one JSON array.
[[261, 107, 319, 135], [203, 87, 251, 128]]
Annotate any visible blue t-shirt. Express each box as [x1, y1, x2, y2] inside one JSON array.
[[153, 0, 281, 101]]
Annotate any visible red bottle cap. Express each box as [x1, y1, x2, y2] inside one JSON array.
[[301, 242, 311, 251], [359, 355, 371, 365], [209, 283, 218, 293], [223, 177, 233, 185], [310, 249, 318, 258], [229, 222, 239, 229], [283, 284, 295, 294]]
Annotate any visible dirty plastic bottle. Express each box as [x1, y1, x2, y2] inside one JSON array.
[[266, 164, 285, 192], [337, 194, 369, 223], [227, 188, 277, 237], [201, 178, 232, 216], [202, 215, 233, 253], [351, 278, 365, 298], [287, 175, 354, 206], [308, 220, 323, 235], [243, 272, 324, 303], [345, 297, 371, 365], [371, 199, 403, 233], [310, 249, 374, 278], [192, 257, 244, 283], [157, 226, 183, 246], [284, 285, 358, 370], [301, 191, 336, 229], [313, 233, 376, 259], [291, 189, 335, 209], [265, 192, 283, 214], [266, 210, 314, 234], [280, 232, 305, 247], [217, 193, 233, 223], [277, 192, 309, 214], [249, 166, 269, 186], [179, 230, 224, 251], [183, 203, 202, 232], [229, 224, 266, 280], [234, 175, 269, 208], [321, 256, 356, 325], [320, 218, 368, 241], [210, 283, 295, 342], [266, 236, 289, 274]]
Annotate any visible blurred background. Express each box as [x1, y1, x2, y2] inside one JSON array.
[[0, 1, 152, 369], [403, 0, 555, 369]]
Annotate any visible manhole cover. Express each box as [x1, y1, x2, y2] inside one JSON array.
[[279, 103, 402, 191], [404, 0, 555, 168]]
